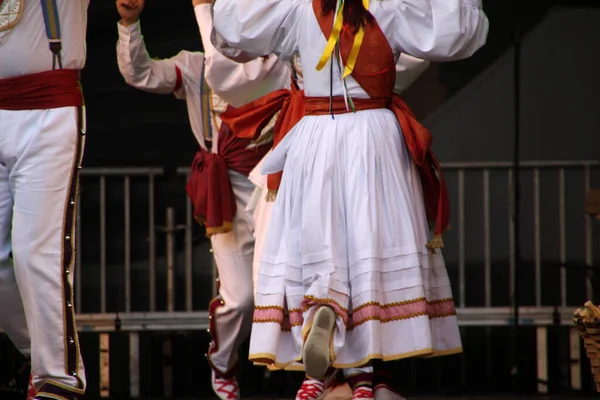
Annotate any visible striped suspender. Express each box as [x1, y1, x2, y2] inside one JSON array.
[[40, 0, 63, 69], [199, 61, 214, 144]]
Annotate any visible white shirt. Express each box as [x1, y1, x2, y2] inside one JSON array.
[[116, 4, 292, 150], [212, 0, 488, 98], [0, 0, 88, 79]]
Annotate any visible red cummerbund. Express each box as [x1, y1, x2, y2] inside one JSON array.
[[0, 69, 83, 110]]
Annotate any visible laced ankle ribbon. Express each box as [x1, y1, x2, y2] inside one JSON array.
[[213, 375, 239, 400], [353, 386, 374, 399], [297, 379, 326, 400]]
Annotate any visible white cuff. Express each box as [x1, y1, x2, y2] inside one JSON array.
[[465, 0, 483, 8], [117, 20, 142, 41]]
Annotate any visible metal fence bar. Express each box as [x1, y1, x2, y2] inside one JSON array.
[[536, 326, 548, 393], [149, 174, 156, 312], [185, 172, 193, 312], [100, 175, 107, 313], [441, 160, 599, 169], [483, 169, 491, 307], [130, 332, 140, 398], [534, 168, 542, 306], [99, 333, 110, 397], [125, 176, 131, 312], [483, 168, 492, 393], [81, 167, 164, 176], [508, 169, 516, 307], [71, 306, 592, 331], [458, 170, 466, 308], [163, 338, 173, 397], [585, 166, 593, 301], [559, 169, 567, 307], [570, 326, 582, 390], [166, 208, 175, 313]]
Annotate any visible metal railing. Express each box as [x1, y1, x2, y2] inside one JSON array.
[[5, 160, 599, 397]]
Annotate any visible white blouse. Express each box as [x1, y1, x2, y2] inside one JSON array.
[[212, 0, 489, 98], [0, 0, 88, 79]]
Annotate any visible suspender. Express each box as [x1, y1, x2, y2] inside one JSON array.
[[199, 61, 213, 143], [40, 0, 63, 69]]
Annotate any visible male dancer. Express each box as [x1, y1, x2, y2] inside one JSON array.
[[116, 1, 291, 398], [0, 0, 89, 399]]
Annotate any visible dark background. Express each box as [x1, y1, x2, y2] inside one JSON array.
[[2, 0, 600, 398], [81, 0, 598, 168]]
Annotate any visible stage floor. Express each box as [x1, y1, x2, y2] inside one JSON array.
[[141, 397, 599, 400]]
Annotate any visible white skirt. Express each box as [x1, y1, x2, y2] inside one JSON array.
[[245, 152, 274, 298], [249, 109, 461, 371]]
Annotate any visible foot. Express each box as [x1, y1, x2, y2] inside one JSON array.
[[296, 378, 326, 400], [211, 369, 240, 400], [374, 383, 406, 400], [352, 386, 375, 399], [303, 306, 336, 379], [27, 374, 36, 400]]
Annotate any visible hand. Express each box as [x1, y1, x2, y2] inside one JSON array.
[[192, 0, 212, 6], [116, 0, 145, 26]]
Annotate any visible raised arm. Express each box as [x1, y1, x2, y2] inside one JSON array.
[[195, 3, 292, 107], [211, 0, 304, 61], [392, 0, 489, 61], [116, 0, 183, 94]]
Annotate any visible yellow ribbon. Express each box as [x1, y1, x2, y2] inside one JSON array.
[[316, 0, 370, 78]]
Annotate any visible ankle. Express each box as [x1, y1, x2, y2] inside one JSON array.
[[346, 371, 373, 392]]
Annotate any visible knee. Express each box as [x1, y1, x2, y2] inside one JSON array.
[[228, 288, 254, 317], [240, 289, 255, 316]]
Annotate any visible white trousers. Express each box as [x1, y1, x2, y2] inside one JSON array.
[[207, 170, 256, 377], [0, 107, 86, 397]]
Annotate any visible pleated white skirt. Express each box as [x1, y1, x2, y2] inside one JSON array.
[[249, 109, 461, 370]]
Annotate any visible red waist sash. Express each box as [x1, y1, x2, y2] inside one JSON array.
[[186, 120, 270, 236], [220, 91, 449, 249], [0, 69, 83, 110]]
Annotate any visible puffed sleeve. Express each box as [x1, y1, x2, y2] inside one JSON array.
[[116, 21, 180, 94], [394, 0, 489, 61], [211, 0, 304, 61], [196, 4, 292, 107]]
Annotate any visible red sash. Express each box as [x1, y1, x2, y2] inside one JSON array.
[[186, 109, 270, 236], [0, 69, 83, 110], [220, 1, 450, 247]]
